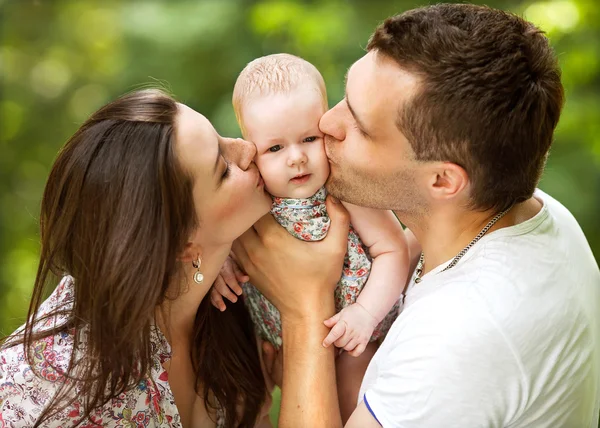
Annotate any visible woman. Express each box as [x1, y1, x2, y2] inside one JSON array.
[[0, 89, 272, 427]]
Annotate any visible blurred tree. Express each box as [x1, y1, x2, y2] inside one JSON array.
[[1, 0, 599, 425]]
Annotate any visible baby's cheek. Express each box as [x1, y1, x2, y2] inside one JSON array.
[[259, 165, 286, 195], [322, 158, 331, 177], [314, 152, 331, 180], [263, 176, 282, 196]]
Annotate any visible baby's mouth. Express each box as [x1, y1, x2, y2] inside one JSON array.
[[290, 173, 311, 184]]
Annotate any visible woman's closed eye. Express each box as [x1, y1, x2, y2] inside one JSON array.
[[268, 145, 282, 153], [221, 161, 231, 180]]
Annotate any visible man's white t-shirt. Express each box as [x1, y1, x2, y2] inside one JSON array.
[[359, 190, 600, 427]]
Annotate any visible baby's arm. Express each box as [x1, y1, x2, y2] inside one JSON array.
[[210, 253, 249, 311], [348, 203, 409, 322], [323, 203, 409, 356]]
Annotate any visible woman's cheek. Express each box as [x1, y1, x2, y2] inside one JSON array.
[[211, 178, 249, 221]]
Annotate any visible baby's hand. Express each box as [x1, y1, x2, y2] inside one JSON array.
[[210, 254, 249, 311], [322, 302, 378, 357]]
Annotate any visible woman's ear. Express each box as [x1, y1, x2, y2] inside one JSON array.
[[179, 241, 203, 263]]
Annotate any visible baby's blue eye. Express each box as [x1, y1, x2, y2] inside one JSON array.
[[303, 136, 317, 143], [269, 145, 282, 152]]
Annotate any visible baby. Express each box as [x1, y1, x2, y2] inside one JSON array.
[[212, 53, 409, 420]]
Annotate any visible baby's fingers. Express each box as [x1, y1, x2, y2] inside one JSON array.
[[222, 271, 243, 296], [323, 320, 346, 348], [214, 275, 238, 303], [220, 262, 244, 296], [323, 312, 341, 328], [232, 262, 250, 285], [210, 288, 227, 312], [348, 342, 367, 357], [343, 338, 360, 352]]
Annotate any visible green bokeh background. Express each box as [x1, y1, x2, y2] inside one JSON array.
[[1, 0, 599, 425]]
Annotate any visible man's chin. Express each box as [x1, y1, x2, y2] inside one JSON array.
[[324, 176, 357, 204], [325, 175, 390, 209]]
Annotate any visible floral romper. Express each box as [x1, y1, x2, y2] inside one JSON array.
[[0, 276, 226, 427], [243, 187, 400, 348]]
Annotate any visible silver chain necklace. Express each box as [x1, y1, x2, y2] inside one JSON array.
[[414, 207, 512, 283]]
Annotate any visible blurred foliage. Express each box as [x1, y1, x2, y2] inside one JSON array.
[[1, 0, 599, 423]]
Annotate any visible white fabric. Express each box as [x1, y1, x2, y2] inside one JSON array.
[[359, 190, 600, 428]]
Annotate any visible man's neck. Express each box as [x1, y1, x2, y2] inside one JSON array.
[[399, 196, 543, 276]]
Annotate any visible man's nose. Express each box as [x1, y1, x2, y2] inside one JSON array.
[[319, 101, 345, 142], [223, 137, 256, 171]]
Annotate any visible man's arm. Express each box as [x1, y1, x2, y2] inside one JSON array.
[[232, 196, 350, 427], [346, 402, 383, 428]]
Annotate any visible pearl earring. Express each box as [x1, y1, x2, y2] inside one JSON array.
[[192, 256, 204, 284]]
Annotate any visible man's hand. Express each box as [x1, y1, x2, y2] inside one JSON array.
[[210, 254, 249, 311], [322, 302, 378, 357], [232, 195, 350, 321]]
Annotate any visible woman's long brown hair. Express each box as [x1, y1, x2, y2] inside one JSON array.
[[1, 89, 265, 427]]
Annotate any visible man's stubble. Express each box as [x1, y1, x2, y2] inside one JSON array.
[[325, 159, 424, 217]]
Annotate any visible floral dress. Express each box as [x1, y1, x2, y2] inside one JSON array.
[[243, 187, 400, 348], [0, 276, 225, 427]]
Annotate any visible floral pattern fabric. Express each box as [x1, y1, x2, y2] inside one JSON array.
[[0, 276, 225, 427], [243, 187, 400, 348]]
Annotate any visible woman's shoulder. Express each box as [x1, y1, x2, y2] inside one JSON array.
[[0, 330, 75, 425], [0, 276, 185, 427], [39, 275, 75, 318], [0, 332, 181, 427], [0, 276, 76, 425]]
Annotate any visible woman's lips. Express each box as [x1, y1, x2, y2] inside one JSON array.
[[290, 173, 311, 185]]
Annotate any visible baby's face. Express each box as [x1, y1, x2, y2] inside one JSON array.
[[241, 86, 329, 199]]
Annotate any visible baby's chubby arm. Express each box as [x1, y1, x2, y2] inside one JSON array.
[[323, 203, 409, 356], [346, 203, 409, 321]]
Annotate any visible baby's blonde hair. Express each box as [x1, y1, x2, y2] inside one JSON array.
[[232, 53, 327, 135]]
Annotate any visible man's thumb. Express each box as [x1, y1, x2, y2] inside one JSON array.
[[326, 195, 350, 242]]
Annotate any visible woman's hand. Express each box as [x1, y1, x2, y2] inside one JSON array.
[[232, 195, 350, 322]]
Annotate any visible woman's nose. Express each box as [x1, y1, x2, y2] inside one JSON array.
[[319, 101, 345, 142], [287, 146, 308, 167], [222, 137, 256, 171]]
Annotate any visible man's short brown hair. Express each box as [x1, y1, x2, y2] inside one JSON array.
[[368, 4, 564, 212]]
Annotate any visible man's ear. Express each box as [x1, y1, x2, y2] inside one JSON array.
[[428, 161, 469, 201]]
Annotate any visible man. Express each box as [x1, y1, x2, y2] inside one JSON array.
[[233, 4, 600, 427]]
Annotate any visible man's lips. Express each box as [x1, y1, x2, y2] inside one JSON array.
[[290, 173, 311, 184]]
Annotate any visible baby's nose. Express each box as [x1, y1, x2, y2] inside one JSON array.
[[288, 147, 307, 166]]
